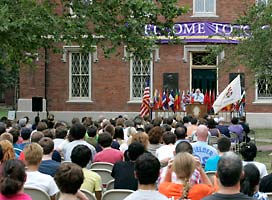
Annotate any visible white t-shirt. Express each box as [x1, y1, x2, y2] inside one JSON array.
[[155, 144, 175, 161], [243, 161, 268, 178], [62, 140, 96, 161], [123, 190, 168, 200], [25, 171, 59, 196]]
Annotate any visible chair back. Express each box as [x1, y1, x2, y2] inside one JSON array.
[[90, 168, 114, 188], [106, 179, 115, 191], [80, 189, 97, 200], [90, 162, 114, 171], [102, 189, 134, 200], [24, 186, 51, 200], [208, 136, 218, 147], [266, 192, 272, 200], [205, 171, 216, 183]]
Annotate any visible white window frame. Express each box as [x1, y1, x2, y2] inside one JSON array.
[[254, 73, 272, 104], [128, 54, 153, 103], [256, 0, 269, 5], [192, 0, 218, 18], [65, 47, 92, 102]]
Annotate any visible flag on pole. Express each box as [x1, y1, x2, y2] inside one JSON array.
[[162, 90, 168, 110], [153, 89, 159, 110], [181, 90, 186, 111], [158, 90, 163, 109], [174, 90, 181, 111], [213, 75, 242, 114], [168, 90, 175, 111], [140, 81, 151, 117]]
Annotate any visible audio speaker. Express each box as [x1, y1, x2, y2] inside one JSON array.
[[32, 97, 43, 112]]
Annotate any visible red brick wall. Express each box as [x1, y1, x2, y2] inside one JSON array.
[[20, 0, 272, 113]]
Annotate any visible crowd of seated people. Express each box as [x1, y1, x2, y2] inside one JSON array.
[[0, 113, 271, 200]]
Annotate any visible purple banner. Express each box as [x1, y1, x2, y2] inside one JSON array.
[[144, 22, 249, 44]]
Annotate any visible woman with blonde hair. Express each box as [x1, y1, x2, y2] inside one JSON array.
[[0, 140, 15, 163], [159, 152, 213, 200], [130, 132, 149, 151]]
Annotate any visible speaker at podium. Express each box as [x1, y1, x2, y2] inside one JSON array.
[[186, 103, 207, 118]]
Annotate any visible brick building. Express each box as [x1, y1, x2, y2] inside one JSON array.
[[17, 0, 272, 128]]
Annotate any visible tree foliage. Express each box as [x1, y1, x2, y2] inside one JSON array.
[[0, 0, 188, 90], [221, 1, 272, 76]]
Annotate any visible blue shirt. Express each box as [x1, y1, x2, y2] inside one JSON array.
[[205, 155, 220, 172]]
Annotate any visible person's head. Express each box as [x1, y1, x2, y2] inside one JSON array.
[[71, 145, 91, 168], [24, 143, 43, 166], [36, 122, 48, 132], [190, 118, 198, 125], [86, 125, 97, 138], [0, 140, 15, 162], [231, 117, 239, 125], [195, 125, 209, 141], [174, 126, 187, 140], [135, 153, 160, 185], [151, 118, 162, 127], [217, 137, 231, 153], [104, 124, 115, 137], [69, 123, 86, 140], [207, 118, 217, 129], [34, 116, 40, 125], [116, 118, 125, 127], [240, 142, 257, 161], [71, 117, 80, 125], [20, 127, 32, 140], [0, 133, 13, 143], [144, 123, 154, 134], [82, 117, 93, 127], [217, 151, 243, 187], [239, 116, 246, 123], [127, 142, 145, 161], [38, 137, 54, 155], [175, 141, 193, 154], [8, 128, 19, 144], [124, 120, 134, 128], [55, 126, 68, 139], [183, 116, 190, 124], [30, 131, 44, 143], [114, 126, 124, 140], [130, 132, 149, 150], [42, 129, 54, 139], [240, 163, 260, 197], [54, 162, 84, 195], [127, 127, 137, 138], [98, 132, 113, 148], [0, 160, 26, 196], [195, 88, 201, 94], [18, 118, 26, 128], [172, 152, 196, 199], [162, 131, 176, 145], [0, 123, 6, 135], [148, 126, 163, 145]]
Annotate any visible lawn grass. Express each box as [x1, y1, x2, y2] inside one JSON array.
[[0, 106, 8, 118], [254, 129, 272, 173]]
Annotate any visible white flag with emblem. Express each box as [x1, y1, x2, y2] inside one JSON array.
[[213, 75, 242, 114]]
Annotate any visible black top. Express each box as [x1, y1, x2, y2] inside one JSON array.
[[260, 173, 272, 192], [111, 161, 138, 191], [216, 125, 230, 138], [202, 193, 253, 200]]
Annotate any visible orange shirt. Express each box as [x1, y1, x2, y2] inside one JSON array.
[[159, 182, 213, 200]]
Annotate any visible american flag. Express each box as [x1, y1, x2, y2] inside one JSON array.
[[140, 81, 151, 117]]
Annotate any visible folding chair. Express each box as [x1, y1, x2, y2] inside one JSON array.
[[90, 162, 114, 171], [102, 189, 134, 200], [230, 132, 240, 152], [106, 179, 115, 191], [266, 192, 272, 200], [80, 189, 97, 200], [90, 168, 114, 189], [24, 186, 51, 200]]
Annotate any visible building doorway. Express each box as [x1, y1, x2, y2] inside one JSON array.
[[192, 69, 217, 93]]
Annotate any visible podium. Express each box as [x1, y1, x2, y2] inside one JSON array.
[[186, 103, 207, 118]]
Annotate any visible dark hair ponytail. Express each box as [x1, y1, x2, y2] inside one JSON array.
[[240, 164, 260, 197], [0, 160, 26, 195]]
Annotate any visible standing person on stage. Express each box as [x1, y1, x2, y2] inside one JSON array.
[[192, 88, 204, 104]]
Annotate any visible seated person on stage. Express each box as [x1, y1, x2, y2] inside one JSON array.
[[192, 88, 204, 103], [123, 153, 168, 200], [111, 142, 145, 191], [71, 144, 102, 200], [93, 132, 123, 164]]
